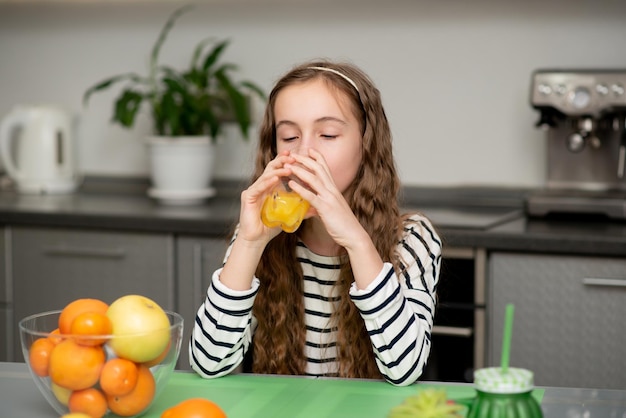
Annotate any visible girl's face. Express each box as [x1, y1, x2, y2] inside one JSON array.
[[274, 79, 363, 194]]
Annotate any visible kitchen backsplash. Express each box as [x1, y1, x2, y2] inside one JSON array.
[[1, 0, 626, 187]]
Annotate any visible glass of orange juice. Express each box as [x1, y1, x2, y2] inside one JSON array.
[[261, 179, 310, 233]]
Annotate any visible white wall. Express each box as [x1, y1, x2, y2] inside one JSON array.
[[2, 0, 626, 187]]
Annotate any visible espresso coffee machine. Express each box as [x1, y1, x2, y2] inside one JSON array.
[[527, 69, 626, 219]]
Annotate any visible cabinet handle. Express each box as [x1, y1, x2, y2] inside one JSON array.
[[582, 277, 626, 288], [43, 245, 126, 259], [432, 325, 473, 337]]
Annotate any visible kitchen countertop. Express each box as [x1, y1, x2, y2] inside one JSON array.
[[1, 180, 626, 257], [1, 361, 625, 418]]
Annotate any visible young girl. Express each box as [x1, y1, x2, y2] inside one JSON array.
[[190, 60, 442, 386]]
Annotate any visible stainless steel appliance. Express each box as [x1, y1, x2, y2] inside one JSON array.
[[528, 69, 626, 219]]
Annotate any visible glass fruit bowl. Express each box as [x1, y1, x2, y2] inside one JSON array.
[[19, 310, 184, 418]]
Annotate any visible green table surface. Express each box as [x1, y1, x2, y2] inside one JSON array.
[[6, 362, 623, 418], [144, 372, 545, 418]]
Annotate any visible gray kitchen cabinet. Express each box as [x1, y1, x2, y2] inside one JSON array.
[[0, 227, 8, 362], [8, 226, 175, 362], [175, 235, 228, 370], [1, 227, 6, 302], [488, 252, 626, 390], [0, 308, 7, 362]]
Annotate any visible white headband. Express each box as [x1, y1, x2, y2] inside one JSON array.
[[308, 66, 359, 92]]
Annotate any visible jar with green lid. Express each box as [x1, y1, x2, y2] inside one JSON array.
[[467, 367, 543, 418]]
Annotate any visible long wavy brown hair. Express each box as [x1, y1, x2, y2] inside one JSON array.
[[248, 60, 407, 379]]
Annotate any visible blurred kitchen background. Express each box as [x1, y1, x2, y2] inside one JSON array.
[[2, 0, 626, 187], [3, 0, 626, 390]]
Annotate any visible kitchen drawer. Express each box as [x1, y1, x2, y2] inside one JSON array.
[[0, 228, 7, 303], [175, 235, 228, 370], [488, 252, 626, 390], [9, 226, 175, 361]]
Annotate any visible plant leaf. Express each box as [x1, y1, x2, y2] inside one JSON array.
[[240, 80, 267, 101], [113, 90, 144, 128], [202, 40, 230, 74], [82, 4, 267, 139], [150, 5, 192, 72], [190, 37, 217, 69], [160, 65, 183, 79], [182, 68, 205, 89], [160, 91, 180, 136], [214, 62, 238, 75], [162, 76, 188, 96], [201, 101, 221, 140], [152, 100, 164, 135], [149, 4, 192, 106], [83, 73, 147, 106], [215, 68, 250, 138]]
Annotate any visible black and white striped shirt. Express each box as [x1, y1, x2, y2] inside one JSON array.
[[190, 214, 441, 386]]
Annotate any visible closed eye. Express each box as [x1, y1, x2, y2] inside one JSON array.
[[321, 135, 338, 139]]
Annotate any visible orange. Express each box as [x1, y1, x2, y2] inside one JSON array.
[[49, 339, 106, 390], [29, 337, 55, 377], [70, 311, 112, 346], [59, 298, 109, 335], [107, 364, 155, 416], [161, 398, 227, 418], [49, 328, 63, 345], [100, 358, 139, 396], [68, 387, 108, 418]]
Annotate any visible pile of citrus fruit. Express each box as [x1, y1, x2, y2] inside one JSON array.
[[28, 296, 173, 418]]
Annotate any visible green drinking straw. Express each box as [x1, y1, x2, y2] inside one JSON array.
[[501, 303, 515, 373]]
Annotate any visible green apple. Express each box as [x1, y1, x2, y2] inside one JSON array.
[[106, 295, 170, 363]]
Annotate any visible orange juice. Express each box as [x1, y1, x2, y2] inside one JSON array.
[[261, 189, 310, 233]]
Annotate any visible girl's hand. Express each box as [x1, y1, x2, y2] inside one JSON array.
[[286, 149, 368, 251], [238, 151, 295, 244]]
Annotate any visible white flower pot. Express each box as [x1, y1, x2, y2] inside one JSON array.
[[146, 136, 216, 205]]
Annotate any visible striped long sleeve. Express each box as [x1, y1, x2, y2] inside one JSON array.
[[189, 214, 441, 385], [350, 217, 442, 385]]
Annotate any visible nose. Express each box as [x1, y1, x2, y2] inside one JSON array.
[[292, 146, 307, 156], [292, 133, 313, 156]]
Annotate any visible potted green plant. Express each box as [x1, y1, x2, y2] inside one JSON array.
[[83, 5, 265, 204]]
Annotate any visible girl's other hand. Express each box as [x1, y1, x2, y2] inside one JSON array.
[[286, 149, 367, 251], [238, 151, 295, 244]]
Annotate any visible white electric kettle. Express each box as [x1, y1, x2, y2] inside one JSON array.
[[0, 105, 79, 194]]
